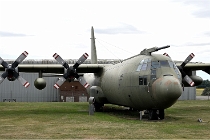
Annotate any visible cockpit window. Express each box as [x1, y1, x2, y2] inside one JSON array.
[[137, 59, 178, 72], [168, 61, 174, 68], [151, 61, 160, 69], [141, 63, 147, 70], [160, 60, 170, 67], [136, 60, 144, 71], [168, 61, 181, 79], [136, 58, 151, 71], [171, 61, 181, 79], [151, 60, 171, 69]]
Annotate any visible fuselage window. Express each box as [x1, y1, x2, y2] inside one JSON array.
[[139, 77, 143, 85], [144, 77, 147, 85], [139, 76, 147, 85]]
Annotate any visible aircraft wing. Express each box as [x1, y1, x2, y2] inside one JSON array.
[[175, 62, 210, 75], [0, 64, 111, 74], [1, 62, 210, 74]]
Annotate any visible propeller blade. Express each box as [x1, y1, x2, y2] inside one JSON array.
[[183, 75, 195, 86], [73, 53, 89, 69], [53, 53, 69, 69], [0, 57, 9, 68], [17, 76, 30, 88], [0, 76, 5, 84], [180, 53, 195, 68], [12, 51, 28, 68], [77, 76, 90, 88], [0, 72, 8, 84], [1, 72, 8, 79], [54, 77, 66, 89]]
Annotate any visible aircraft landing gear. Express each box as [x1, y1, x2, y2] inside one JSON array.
[[89, 97, 95, 115], [94, 101, 104, 112], [158, 109, 165, 120], [148, 109, 165, 120], [88, 97, 104, 113]]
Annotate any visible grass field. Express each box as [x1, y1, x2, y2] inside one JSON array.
[[0, 101, 210, 139], [196, 88, 204, 96]]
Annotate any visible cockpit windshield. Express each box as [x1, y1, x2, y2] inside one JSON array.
[[160, 61, 170, 67], [151, 60, 171, 68], [137, 60, 175, 70], [151, 61, 160, 69], [137, 60, 172, 71], [136, 59, 181, 79]]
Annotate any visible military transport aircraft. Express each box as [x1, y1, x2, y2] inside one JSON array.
[[0, 27, 210, 120]]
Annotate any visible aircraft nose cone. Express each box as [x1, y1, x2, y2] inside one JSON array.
[[152, 76, 183, 109]]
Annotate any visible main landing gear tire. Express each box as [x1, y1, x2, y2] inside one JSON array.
[[148, 109, 165, 120], [94, 102, 104, 112], [158, 109, 165, 120]]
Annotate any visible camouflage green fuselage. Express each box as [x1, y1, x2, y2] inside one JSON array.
[[85, 53, 183, 110]]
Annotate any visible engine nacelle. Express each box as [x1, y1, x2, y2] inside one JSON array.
[[7, 65, 18, 81], [182, 75, 203, 87], [34, 78, 46, 90]]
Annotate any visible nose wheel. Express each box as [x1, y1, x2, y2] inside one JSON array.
[[148, 109, 165, 120]]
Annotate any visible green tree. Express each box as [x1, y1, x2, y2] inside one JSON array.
[[202, 87, 210, 96], [197, 80, 210, 88]]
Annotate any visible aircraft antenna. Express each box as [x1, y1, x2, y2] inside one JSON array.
[[96, 39, 122, 63], [97, 38, 135, 55]]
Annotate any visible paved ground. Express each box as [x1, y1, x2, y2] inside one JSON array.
[[196, 96, 210, 100]]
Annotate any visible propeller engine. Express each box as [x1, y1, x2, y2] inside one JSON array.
[[53, 53, 90, 89], [177, 53, 195, 86], [164, 53, 195, 86], [0, 51, 30, 88]]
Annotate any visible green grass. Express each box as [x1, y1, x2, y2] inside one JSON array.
[[196, 88, 204, 96], [0, 101, 210, 139]]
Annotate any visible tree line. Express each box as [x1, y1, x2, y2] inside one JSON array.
[[197, 80, 210, 88]]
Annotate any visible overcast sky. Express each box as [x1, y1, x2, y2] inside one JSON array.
[[0, 0, 210, 79]]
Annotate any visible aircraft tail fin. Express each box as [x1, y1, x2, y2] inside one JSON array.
[[91, 26, 98, 64]]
